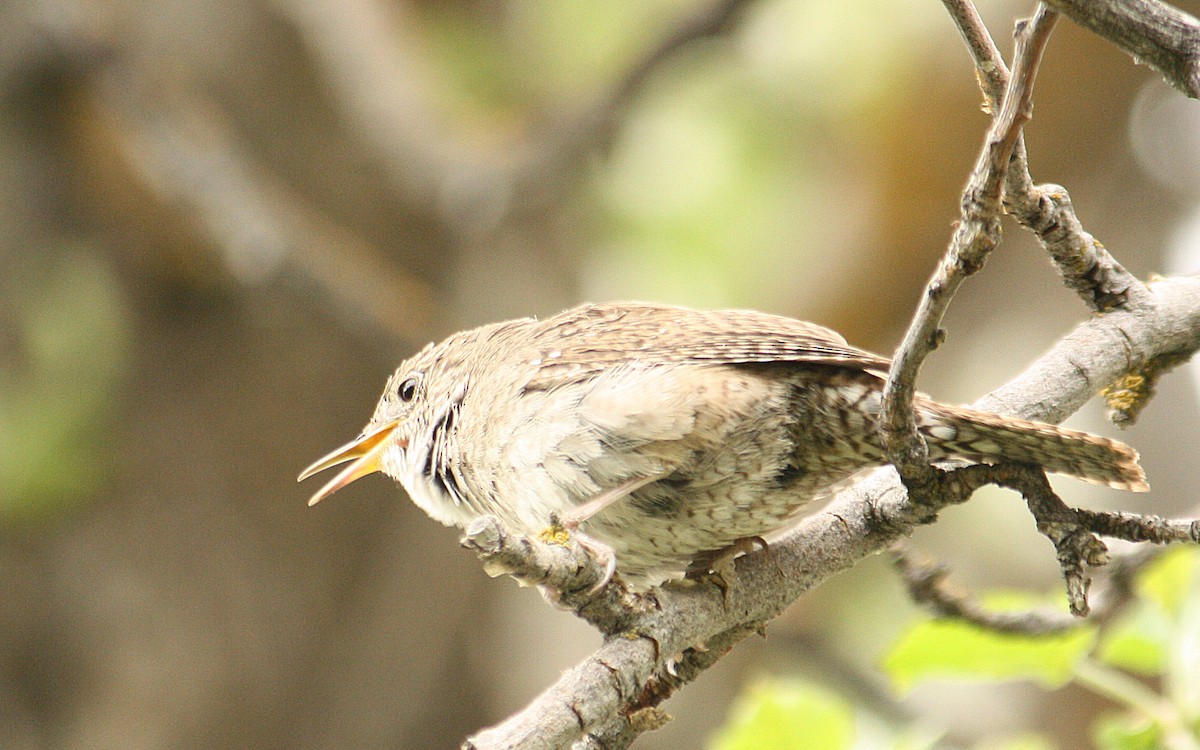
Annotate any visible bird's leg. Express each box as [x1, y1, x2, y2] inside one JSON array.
[[548, 474, 666, 594], [558, 474, 663, 530]]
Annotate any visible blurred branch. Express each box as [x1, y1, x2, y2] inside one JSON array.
[[892, 542, 1167, 634], [463, 275, 1200, 750], [272, 0, 756, 239], [894, 542, 1087, 634], [268, 0, 471, 210], [942, 0, 1152, 312], [881, 6, 1059, 488], [90, 58, 435, 341], [1041, 0, 1200, 99], [506, 0, 756, 207]]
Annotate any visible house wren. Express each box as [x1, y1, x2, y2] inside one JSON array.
[[299, 302, 1147, 587]]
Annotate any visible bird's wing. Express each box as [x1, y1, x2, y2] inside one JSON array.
[[523, 302, 890, 389]]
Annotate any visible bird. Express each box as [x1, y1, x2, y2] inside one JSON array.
[[298, 301, 1147, 588]]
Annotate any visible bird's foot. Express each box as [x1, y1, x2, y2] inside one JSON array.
[[684, 536, 769, 597], [541, 515, 617, 596]]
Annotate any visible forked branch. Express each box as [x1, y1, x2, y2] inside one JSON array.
[[941, 0, 1151, 311], [881, 6, 1060, 486]]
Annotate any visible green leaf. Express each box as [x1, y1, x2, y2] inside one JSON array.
[[974, 733, 1057, 750], [1097, 548, 1200, 678], [1137, 547, 1198, 617], [709, 678, 854, 750], [1165, 549, 1200, 718], [0, 252, 131, 522], [1098, 606, 1169, 676], [886, 729, 945, 750], [1091, 712, 1163, 750], [883, 619, 1096, 693]]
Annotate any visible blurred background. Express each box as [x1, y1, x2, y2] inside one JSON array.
[[2, 0, 1199, 747]]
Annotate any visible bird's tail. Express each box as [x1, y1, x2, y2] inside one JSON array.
[[917, 400, 1148, 492]]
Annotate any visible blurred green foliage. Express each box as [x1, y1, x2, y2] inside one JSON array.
[[709, 678, 855, 750], [585, 0, 937, 308], [0, 253, 131, 523], [421, 0, 939, 309], [710, 547, 1200, 749], [884, 595, 1098, 692], [974, 735, 1058, 750]]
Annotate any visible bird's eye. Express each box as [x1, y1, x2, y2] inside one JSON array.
[[397, 376, 420, 402]]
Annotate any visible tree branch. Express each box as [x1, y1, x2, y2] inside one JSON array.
[[1041, 0, 1200, 99]]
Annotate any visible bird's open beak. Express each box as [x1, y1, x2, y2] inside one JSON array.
[[297, 420, 404, 506]]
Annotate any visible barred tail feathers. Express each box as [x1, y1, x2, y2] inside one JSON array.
[[917, 401, 1148, 492]]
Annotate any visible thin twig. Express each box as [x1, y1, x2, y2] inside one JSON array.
[[936, 462, 1200, 616], [1007, 464, 1108, 616], [1074, 508, 1200, 544], [942, 0, 1008, 108], [882, 7, 1059, 488], [896, 461, 1105, 617]]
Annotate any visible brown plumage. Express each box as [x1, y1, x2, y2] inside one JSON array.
[[300, 302, 1147, 587]]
